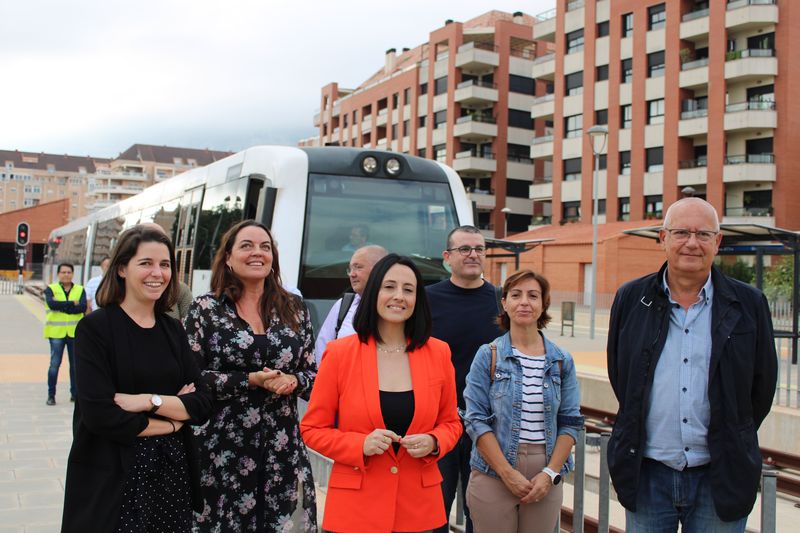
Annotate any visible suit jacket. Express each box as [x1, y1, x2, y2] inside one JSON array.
[[61, 305, 212, 533], [300, 334, 462, 533]]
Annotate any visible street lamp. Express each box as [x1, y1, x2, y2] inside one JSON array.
[[586, 125, 608, 340], [501, 207, 512, 238]]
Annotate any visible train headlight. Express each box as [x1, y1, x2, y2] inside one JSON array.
[[362, 156, 379, 174], [385, 158, 402, 176]]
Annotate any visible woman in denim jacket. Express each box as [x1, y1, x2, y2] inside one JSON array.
[[463, 270, 583, 533]]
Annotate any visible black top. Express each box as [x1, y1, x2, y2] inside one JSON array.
[[426, 279, 503, 408], [380, 390, 415, 453], [120, 312, 182, 394]]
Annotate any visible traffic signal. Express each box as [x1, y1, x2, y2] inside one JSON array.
[[16, 222, 30, 246]]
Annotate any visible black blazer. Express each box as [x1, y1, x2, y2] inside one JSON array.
[[61, 305, 212, 533], [606, 263, 778, 521]]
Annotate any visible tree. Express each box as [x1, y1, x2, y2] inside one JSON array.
[[764, 256, 794, 300]]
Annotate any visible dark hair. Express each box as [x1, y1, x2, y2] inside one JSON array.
[[353, 254, 432, 352], [209, 220, 302, 331], [446, 225, 483, 249], [57, 263, 74, 273], [95, 226, 178, 313], [497, 269, 552, 331]]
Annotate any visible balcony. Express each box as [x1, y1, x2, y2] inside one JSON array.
[[530, 93, 555, 119], [95, 170, 148, 182], [723, 206, 774, 225], [530, 181, 553, 200], [507, 157, 534, 180], [533, 9, 556, 42], [454, 80, 498, 106], [90, 183, 145, 196], [313, 111, 321, 127], [453, 115, 497, 142], [466, 190, 496, 210], [456, 41, 499, 71], [679, 108, 708, 137], [723, 153, 776, 183], [529, 215, 553, 228], [726, 0, 778, 32], [531, 53, 555, 81], [376, 109, 388, 127], [452, 151, 497, 174], [679, 59, 709, 89], [724, 100, 776, 131], [678, 158, 707, 186], [724, 49, 777, 81], [680, 8, 709, 41], [361, 118, 373, 135], [531, 135, 554, 160]]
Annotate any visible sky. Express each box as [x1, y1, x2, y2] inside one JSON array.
[[1, 0, 555, 159]]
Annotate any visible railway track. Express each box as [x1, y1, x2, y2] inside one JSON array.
[[580, 405, 800, 499]]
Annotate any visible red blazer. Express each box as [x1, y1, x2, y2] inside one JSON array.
[[301, 334, 461, 533]]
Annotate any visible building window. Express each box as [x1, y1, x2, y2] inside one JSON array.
[[392, 93, 399, 108], [563, 158, 582, 181], [648, 3, 666, 30], [596, 109, 608, 126], [621, 104, 633, 128], [621, 59, 633, 83], [418, 147, 427, 159], [647, 99, 665, 124], [622, 13, 634, 37], [434, 76, 448, 96], [403, 119, 409, 137], [646, 147, 664, 172], [566, 29, 584, 54], [645, 195, 663, 218], [507, 179, 529, 198], [620, 151, 631, 175], [593, 199, 607, 215], [434, 144, 446, 163], [648, 51, 665, 77], [434, 110, 447, 128], [565, 71, 583, 96], [507, 143, 531, 161], [509, 74, 535, 95], [597, 21, 610, 38], [562, 201, 581, 222], [598, 154, 608, 170], [391, 124, 398, 138], [403, 87, 410, 103], [618, 197, 631, 221], [596, 64, 609, 81], [564, 114, 583, 138], [418, 115, 427, 128], [508, 109, 533, 130], [420, 82, 428, 95]]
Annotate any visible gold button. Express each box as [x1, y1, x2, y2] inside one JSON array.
[[353, 466, 359, 471], [390, 466, 398, 474]]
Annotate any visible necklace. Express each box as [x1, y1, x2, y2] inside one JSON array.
[[377, 343, 406, 353]]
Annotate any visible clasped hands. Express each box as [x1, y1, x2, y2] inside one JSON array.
[[248, 367, 297, 395], [501, 467, 553, 504], [363, 429, 438, 459]]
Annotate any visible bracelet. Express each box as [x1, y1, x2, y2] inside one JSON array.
[[168, 420, 176, 433]]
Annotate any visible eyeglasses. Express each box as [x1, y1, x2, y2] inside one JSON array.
[[447, 245, 487, 256], [663, 228, 719, 243], [346, 265, 365, 276]]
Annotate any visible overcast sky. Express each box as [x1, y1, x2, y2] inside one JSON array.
[[1, 0, 555, 158]]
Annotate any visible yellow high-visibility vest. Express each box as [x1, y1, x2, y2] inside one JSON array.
[[43, 283, 84, 339]]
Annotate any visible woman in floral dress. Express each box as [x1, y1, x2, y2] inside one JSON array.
[[184, 220, 317, 532]]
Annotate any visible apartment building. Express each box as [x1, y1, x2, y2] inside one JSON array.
[[304, 10, 554, 237], [0, 144, 232, 219], [529, 0, 798, 229]]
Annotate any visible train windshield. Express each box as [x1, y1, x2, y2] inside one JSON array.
[[299, 173, 458, 300]]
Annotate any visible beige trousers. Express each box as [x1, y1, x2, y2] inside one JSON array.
[[467, 443, 562, 533]]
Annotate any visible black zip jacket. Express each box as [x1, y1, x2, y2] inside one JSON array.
[[606, 263, 777, 522]]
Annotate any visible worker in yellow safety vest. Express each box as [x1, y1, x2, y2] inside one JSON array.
[[44, 263, 86, 405]]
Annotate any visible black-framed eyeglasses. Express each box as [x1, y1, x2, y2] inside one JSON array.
[[447, 245, 486, 256], [663, 228, 719, 243]]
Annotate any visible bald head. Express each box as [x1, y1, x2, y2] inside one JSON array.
[[663, 198, 720, 232], [348, 245, 388, 294]]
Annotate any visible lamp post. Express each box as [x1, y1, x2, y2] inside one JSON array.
[[501, 206, 512, 238], [586, 125, 608, 340]]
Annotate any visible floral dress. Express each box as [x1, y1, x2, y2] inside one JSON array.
[[184, 293, 317, 533]]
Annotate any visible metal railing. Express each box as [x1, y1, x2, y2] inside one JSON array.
[[456, 114, 496, 125], [533, 134, 554, 145], [455, 150, 495, 160], [532, 93, 556, 105], [725, 100, 776, 112], [681, 108, 708, 120], [728, 0, 776, 9], [535, 8, 557, 22], [509, 47, 537, 61], [532, 52, 556, 65], [726, 48, 774, 61], [679, 157, 708, 169], [724, 153, 775, 165], [456, 79, 497, 90], [724, 206, 773, 217], [567, 0, 585, 11], [458, 41, 498, 54], [682, 8, 710, 21], [681, 57, 709, 70]]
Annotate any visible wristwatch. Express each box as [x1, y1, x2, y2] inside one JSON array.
[[542, 467, 562, 485], [149, 394, 163, 414]]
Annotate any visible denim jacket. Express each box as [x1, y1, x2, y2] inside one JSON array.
[[463, 331, 584, 478]]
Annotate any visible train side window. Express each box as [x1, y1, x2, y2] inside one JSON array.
[[194, 180, 248, 270]]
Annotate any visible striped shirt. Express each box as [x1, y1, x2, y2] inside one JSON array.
[[514, 347, 546, 443]]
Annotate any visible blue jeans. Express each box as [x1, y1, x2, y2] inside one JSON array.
[[626, 459, 747, 533], [434, 430, 473, 533], [47, 337, 75, 398]]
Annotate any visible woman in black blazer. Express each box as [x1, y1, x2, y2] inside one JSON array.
[[61, 226, 212, 533]]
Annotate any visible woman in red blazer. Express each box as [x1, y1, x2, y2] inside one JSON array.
[[301, 254, 462, 533]]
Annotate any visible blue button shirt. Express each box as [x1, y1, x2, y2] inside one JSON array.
[[644, 272, 713, 470]]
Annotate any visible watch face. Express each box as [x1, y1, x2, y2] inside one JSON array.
[[152, 394, 163, 406]]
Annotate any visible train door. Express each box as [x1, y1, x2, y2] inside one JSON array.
[[175, 187, 204, 289]]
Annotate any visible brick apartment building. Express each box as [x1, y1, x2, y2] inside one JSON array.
[[0, 144, 232, 220], [303, 10, 554, 237], [529, 0, 798, 229]]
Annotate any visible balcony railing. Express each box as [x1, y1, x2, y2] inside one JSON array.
[[456, 79, 497, 90], [727, 0, 776, 9], [509, 47, 537, 60], [531, 93, 555, 105], [681, 57, 709, 70], [725, 206, 773, 216], [726, 48, 774, 61], [681, 108, 708, 120], [533, 134, 554, 145], [567, 0, 585, 11], [456, 115, 496, 124], [726, 100, 776, 112], [455, 150, 495, 160], [683, 8, 710, 21], [458, 41, 498, 53], [535, 8, 556, 21], [724, 153, 775, 164], [679, 157, 708, 169], [507, 155, 533, 164]]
